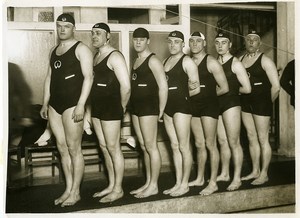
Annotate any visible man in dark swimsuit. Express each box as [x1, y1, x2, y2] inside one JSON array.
[[90, 23, 130, 203], [40, 14, 93, 207], [163, 30, 200, 197], [214, 32, 251, 191], [189, 31, 228, 195], [129, 27, 168, 198], [240, 27, 280, 185]]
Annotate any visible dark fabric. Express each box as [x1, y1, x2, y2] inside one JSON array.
[[280, 60, 295, 107]]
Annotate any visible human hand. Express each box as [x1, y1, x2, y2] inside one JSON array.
[[40, 105, 49, 120], [72, 104, 85, 122]]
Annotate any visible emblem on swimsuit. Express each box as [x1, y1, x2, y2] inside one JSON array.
[[132, 73, 137, 80], [54, 60, 62, 69]]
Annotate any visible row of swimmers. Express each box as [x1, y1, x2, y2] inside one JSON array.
[[39, 13, 280, 207]]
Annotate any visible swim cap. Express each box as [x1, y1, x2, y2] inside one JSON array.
[[190, 31, 205, 40], [92, 23, 110, 33], [168, 30, 184, 41], [215, 31, 231, 41], [56, 13, 75, 26], [133, 28, 149, 39]]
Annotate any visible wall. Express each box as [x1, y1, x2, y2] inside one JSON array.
[[277, 2, 295, 157]]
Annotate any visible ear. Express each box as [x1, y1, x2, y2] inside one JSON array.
[[107, 32, 111, 40], [182, 42, 185, 48], [147, 39, 150, 45], [204, 40, 207, 47], [229, 41, 232, 48]]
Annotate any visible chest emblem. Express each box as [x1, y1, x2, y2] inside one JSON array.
[[132, 73, 137, 80], [54, 60, 62, 69]]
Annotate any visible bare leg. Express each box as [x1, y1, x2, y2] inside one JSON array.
[[222, 107, 243, 191], [48, 107, 72, 206], [60, 107, 84, 207], [170, 113, 192, 197], [251, 115, 271, 185], [163, 113, 182, 195], [217, 115, 231, 182], [130, 115, 151, 195], [199, 116, 219, 195], [241, 112, 260, 181], [189, 117, 206, 187], [92, 118, 114, 198], [134, 115, 161, 198], [49, 106, 84, 207], [99, 120, 124, 203]]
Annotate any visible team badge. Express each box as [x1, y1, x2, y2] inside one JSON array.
[[54, 60, 62, 69], [62, 17, 67, 22], [132, 73, 137, 80], [247, 71, 251, 78]]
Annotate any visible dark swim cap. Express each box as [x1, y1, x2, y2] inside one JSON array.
[[190, 31, 205, 40], [133, 28, 149, 39], [168, 30, 184, 41], [56, 13, 75, 26], [92, 23, 110, 33], [215, 31, 231, 41]]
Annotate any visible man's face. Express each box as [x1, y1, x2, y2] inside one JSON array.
[[167, 37, 184, 55], [189, 37, 205, 54], [56, 21, 74, 40], [91, 28, 108, 48], [215, 38, 231, 55], [133, 37, 149, 53], [245, 35, 261, 53]]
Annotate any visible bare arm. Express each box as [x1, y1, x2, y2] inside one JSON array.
[[261, 55, 280, 102], [149, 55, 168, 121], [207, 56, 229, 96], [73, 43, 94, 122], [109, 51, 131, 113], [40, 48, 54, 119], [232, 57, 251, 94], [183, 56, 200, 96]]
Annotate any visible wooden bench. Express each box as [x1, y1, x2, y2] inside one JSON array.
[[24, 137, 141, 183]]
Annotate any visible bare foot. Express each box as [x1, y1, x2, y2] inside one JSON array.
[[216, 174, 230, 182], [188, 178, 204, 187], [54, 191, 70, 205], [99, 190, 124, 203], [241, 172, 260, 181], [199, 183, 218, 196], [134, 186, 158, 198], [93, 187, 113, 198], [170, 186, 189, 197], [61, 193, 81, 207], [163, 184, 180, 195], [251, 176, 269, 185], [227, 180, 242, 191], [130, 183, 149, 195]]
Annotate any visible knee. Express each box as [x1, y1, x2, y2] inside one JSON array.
[[257, 133, 269, 146], [246, 131, 258, 143], [170, 143, 180, 152], [194, 141, 206, 150], [68, 146, 82, 157], [217, 137, 228, 147], [107, 144, 119, 154], [227, 135, 240, 148]]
